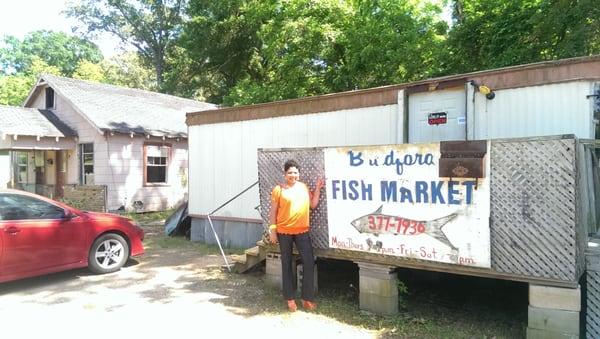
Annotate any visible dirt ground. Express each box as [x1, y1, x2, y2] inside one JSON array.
[[0, 224, 380, 339]]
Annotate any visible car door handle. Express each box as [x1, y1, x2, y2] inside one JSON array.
[[5, 226, 21, 235]]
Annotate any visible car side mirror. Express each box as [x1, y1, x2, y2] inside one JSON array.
[[63, 210, 76, 220]]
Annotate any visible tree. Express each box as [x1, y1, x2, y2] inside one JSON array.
[[335, 0, 447, 89], [100, 52, 156, 90], [65, 0, 186, 90], [444, 0, 600, 74], [223, 0, 352, 105], [181, 0, 447, 105], [176, 0, 275, 103], [0, 76, 32, 106], [0, 30, 102, 76], [73, 60, 106, 82], [0, 57, 62, 106]]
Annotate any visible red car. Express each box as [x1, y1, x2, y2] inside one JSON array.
[[0, 189, 144, 283]]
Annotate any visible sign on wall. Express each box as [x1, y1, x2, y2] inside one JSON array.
[[324, 143, 491, 268]]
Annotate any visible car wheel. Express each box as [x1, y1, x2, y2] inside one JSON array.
[[88, 233, 130, 274]]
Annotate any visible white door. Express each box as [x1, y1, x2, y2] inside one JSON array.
[[408, 87, 467, 143]]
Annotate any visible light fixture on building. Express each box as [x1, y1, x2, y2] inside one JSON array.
[[470, 81, 496, 100]]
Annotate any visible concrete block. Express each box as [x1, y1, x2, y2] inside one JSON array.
[[360, 293, 398, 315], [527, 306, 579, 335], [526, 327, 578, 339], [586, 248, 600, 271], [356, 262, 398, 316], [529, 285, 581, 311], [359, 275, 398, 297]]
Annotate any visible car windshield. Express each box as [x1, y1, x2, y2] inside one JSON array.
[[0, 194, 66, 220]]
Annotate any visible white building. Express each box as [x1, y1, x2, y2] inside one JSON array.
[[185, 55, 600, 248]]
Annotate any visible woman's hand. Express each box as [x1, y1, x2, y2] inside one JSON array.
[[315, 177, 325, 191], [269, 230, 278, 244], [310, 177, 325, 209]]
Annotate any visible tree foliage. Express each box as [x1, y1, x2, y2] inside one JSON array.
[[445, 0, 600, 74], [0, 30, 103, 76], [100, 52, 157, 90], [0, 57, 62, 106], [180, 0, 447, 105], [65, 0, 186, 89], [4, 1, 599, 107]]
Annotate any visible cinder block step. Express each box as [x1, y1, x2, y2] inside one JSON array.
[[231, 246, 267, 273]]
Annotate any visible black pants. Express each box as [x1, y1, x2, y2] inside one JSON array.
[[278, 231, 315, 301]]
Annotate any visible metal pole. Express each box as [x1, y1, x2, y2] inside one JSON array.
[[209, 181, 258, 215], [206, 180, 259, 272], [206, 214, 232, 272]]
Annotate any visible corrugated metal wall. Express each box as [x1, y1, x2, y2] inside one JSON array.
[[188, 104, 401, 217], [470, 81, 594, 140]]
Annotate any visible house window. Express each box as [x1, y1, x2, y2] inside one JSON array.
[[145, 144, 170, 184], [45, 87, 55, 109], [16, 152, 28, 183], [79, 143, 94, 185]]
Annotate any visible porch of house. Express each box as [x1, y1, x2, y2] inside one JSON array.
[[4, 148, 73, 200]]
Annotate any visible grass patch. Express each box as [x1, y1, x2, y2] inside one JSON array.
[[144, 233, 244, 255], [305, 259, 526, 338], [123, 209, 174, 224]]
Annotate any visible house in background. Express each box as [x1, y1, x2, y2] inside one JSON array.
[[0, 74, 215, 211], [0, 106, 77, 198]]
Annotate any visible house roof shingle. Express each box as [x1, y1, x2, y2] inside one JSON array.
[[0, 105, 76, 138], [37, 74, 216, 138]]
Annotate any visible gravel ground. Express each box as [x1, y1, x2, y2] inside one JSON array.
[[0, 224, 378, 339]]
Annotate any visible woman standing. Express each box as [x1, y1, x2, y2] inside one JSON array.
[[269, 159, 324, 312]]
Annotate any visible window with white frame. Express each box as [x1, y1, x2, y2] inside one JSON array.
[[145, 144, 170, 184], [79, 143, 94, 185], [16, 152, 28, 183]]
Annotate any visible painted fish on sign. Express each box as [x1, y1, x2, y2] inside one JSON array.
[[350, 205, 458, 250]]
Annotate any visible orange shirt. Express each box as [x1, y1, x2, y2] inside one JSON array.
[[271, 182, 311, 234]]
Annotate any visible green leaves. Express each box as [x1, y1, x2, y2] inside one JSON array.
[[444, 0, 600, 74], [0, 75, 33, 106], [65, 0, 186, 89], [0, 30, 102, 77], [179, 0, 447, 105]]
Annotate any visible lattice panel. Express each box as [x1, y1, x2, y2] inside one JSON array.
[[257, 149, 329, 249], [490, 138, 578, 281], [257, 137, 583, 283], [588, 270, 600, 339]]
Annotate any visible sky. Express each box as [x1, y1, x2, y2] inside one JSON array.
[[0, 0, 122, 57]]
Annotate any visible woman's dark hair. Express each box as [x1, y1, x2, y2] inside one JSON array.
[[284, 159, 300, 172]]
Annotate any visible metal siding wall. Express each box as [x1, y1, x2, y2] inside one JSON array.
[[187, 105, 399, 219], [345, 105, 397, 145], [473, 82, 593, 139], [240, 119, 273, 221], [212, 122, 243, 215], [188, 124, 215, 215]]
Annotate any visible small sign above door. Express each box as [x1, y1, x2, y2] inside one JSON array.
[[428, 112, 447, 125]]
